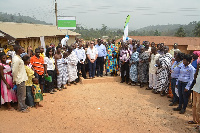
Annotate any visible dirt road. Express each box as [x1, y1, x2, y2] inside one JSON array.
[[0, 77, 197, 133]]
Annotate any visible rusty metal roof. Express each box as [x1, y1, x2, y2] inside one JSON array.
[[116, 36, 200, 50], [0, 22, 80, 39]]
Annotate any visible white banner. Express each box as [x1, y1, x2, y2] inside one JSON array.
[[40, 36, 46, 51]]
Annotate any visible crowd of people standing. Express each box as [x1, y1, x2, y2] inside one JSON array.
[[1, 38, 200, 127]]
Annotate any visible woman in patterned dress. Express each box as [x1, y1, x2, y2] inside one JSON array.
[[129, 46, 139, 86], [106, 40, 117, 75], [138, 46, 150, 88], [156, 46, 172, 96]]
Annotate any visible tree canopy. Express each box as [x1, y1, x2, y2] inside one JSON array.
[[193, 22, 200, 37], [174, 27, 186, 37]]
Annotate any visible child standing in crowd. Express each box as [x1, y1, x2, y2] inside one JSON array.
[[12, 44, 28, 113], [147, 47, 160, 90], [173, 54, 195, 114], [63, 52, 69, 86], [55, 46, 67, 90], [0, 52, 17, 110], [32, 78, 43, 109], [22, 55, 35, 107], [138, 46, 149, 88], [129, 45, 139, 86], [30, 48, 45, 95]]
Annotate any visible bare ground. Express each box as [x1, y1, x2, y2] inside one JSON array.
[[0, 76, 197, 133]]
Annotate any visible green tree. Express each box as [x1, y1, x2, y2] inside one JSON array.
[[101, 24, 107, 31], [154, 30, 160, 36], [193, 22, 200, 37], [174, 27, 186, 37]]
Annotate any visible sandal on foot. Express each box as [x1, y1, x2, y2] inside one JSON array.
[[188, 121, 198, 124], [38, 104, 43, 107], [50, 91, 54, 94], [21, 109, 29, 113]]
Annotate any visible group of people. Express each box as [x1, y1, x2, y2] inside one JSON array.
[[0, 39, 114, 112], [0, 42, 81, 112], [1, 38, 200, 127], [119, 39, 200, 126]]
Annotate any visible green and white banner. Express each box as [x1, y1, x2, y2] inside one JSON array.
[[123, 15, 130, 42], [57, 16, 76, 29]]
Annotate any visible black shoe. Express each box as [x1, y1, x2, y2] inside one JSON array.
[[169, 99, 173, 102], [169, 102, 177, 106], [140, 83, 144, 88], [179, 109, 186, 114], [53, 89, 57, 92], [173, 107, 182, 111], [100, 75, 103, 77], [120, 81, 124, 83]]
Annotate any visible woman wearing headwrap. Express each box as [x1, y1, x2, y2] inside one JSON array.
[[193, 51, 200, 65]]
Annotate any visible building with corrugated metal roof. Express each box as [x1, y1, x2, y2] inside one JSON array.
[[116, 36, 200, 53], [0, 22, 81, 50]]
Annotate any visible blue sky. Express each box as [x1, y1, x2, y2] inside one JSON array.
[[0, 0, 200, 30]]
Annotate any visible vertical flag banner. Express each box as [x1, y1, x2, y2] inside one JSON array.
[[123, 15, 130, 42], [40, 36, 45, 47]]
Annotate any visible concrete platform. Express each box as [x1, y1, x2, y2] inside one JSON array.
[[80, 76, 121, 84]]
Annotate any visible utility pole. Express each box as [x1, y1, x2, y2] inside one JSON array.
[[55, 0, 58, 26]]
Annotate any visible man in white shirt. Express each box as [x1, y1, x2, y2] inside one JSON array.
[[75, 41, 87, 81], [86, 41, 98, 79], [12, 44, 29, 113]]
